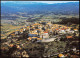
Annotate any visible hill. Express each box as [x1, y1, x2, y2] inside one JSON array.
[[1, 2, 79, 15]]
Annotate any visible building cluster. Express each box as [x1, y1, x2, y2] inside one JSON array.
[[10, 21, 79, 42]]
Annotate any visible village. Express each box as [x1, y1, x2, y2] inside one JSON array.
[[8, 21, 79, 42], [1, 20, 79, 58]]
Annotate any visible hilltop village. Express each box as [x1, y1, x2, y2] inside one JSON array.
[[1, 21, 79, 58], [8, 21, 79, 41]]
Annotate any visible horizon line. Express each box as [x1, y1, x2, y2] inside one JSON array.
[[1, 1, 79, 4]]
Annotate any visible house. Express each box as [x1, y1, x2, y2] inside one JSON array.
[[58, 54, 65, 58], [27, 37, 32, 40], [23, 28, 26, 31], [69, 30, 74, 34], [65, 28, 71, 32], [59, 29, 66, 34], [9, 44, 14, 47], [16, 45, 20, 49], [74, 29, 78, 32], [40, 32, 49, 39], [72, 48, 76, 52]]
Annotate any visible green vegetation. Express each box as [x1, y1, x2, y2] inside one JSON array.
[[1, 23, 23, 39]]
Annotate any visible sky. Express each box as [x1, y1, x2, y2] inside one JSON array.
[[1, 1, 79, 4]]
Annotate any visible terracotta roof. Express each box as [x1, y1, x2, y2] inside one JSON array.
[[28, 37, 32, 40], [74, 29, 78, 31], [66, 36, 73, 38], [61, 29, 64, 30], [44, 32, 48, 33], [56, 29, 59, 30], [58, 54, 64, 57], [9, 44, 14, 47], [16, 45, 20, 49], [20, 29, 23, 32]]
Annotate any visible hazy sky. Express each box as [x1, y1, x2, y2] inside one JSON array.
[[32, 1, 79, 4], [1, 1, 79, 4]]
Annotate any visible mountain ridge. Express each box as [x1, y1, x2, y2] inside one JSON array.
[[1, 2, 79, 15]]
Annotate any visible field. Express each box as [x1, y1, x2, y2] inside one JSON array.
[[1, 23, 23, 39]]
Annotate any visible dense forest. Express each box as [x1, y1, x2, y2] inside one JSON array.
[[52, 17, 79, 24]]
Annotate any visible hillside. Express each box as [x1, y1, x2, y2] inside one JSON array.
[[1, 2, 79, 15]]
